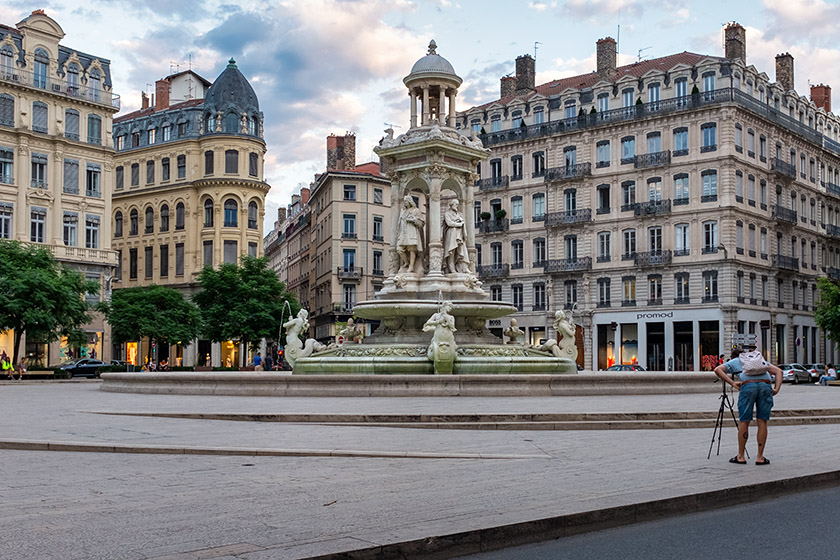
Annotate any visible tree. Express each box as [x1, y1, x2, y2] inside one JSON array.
[[194, 256, 299, 367], [815, 278, 840, 345], [0, 240, 98, 365], [99, 284, 202, 363]]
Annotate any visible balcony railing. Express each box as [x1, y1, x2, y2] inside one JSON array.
[[824, 181, 840, 198], [634, 199, 671, 217], [475, 176, 509, 190], [772, 254, 799, 271], [544, 162, 592, 183], [634, 250, 672, 267], [828, 267, 840, 281], [773, 205, 798, 224], [545, 208, 592, 226], [770, 158, 797, 180], [0, 67, 120, 109], [341, 232, 357, 239], [545, 257, 592, 273], [634, 150, 671, 169], [827, 224, 840, 238], [332, 303, 355, 313], [477, 264, 509, 278], [479, 218, 509, 233], [336, 267, 363, 280]]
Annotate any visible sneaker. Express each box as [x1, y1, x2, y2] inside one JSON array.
[[816, 382, 821, 385]]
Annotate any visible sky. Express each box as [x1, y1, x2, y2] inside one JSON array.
[[3, 0, 840, 234]]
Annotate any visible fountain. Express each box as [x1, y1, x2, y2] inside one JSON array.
[[292, 41, 575, 376]]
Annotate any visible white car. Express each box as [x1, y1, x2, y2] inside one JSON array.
[[778, 363, 810, 384]]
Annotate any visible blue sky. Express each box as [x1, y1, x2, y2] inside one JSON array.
[[3, 0, 840, 232]]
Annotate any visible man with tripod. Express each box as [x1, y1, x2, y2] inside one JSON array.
[[713, 345, 782, 465]]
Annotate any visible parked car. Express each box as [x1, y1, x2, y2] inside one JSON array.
[[778, 363, 810, 384], [52, 359, 108, 378], [605, 364, 647, 372], [804, 363, 827, 383]]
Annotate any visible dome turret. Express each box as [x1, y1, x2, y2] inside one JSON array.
[[202, 58, 262, 136], [403, 41, 461, 129]]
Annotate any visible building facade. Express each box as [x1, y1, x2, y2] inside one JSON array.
[[111, 59, 268, 367], [0, 10, 120, 365], [458, 23, 840, 371]]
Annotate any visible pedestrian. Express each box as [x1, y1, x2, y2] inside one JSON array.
[[253, 352, 263, 371], [15, 356, 26, 381], [818, 363, 837, 386], [1, 352, 13, 380], [263, 352, 273, 372], [159, 358, 170, 372], [714, 345, 783, 465]]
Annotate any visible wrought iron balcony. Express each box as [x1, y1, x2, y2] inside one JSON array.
[[336, 267, 363, 280], [479, 218, 509, 233], [475, 176, 509, 190], [634, 199, 671, 217], [773, 205, 798, 224], [477, 264, 509, 278], [828, 267, 840, 281], [634, 250, 672, 267], [824, 181, 840, 198], [332, 303, 356, 313], [828, 224, 840, 238], [341, 232, 357, 239], [634, 150, 671, 169], [545, 257, 592, 273], [545, 208, 592, 226], [772, 255, 798, 271], [770, 158, 796, 180], [0, 66, 120, 109], [544, 163, 592, 182]]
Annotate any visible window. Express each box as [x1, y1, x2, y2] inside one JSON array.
[[596, 141, 610, 167], [702, 72, 715, 98], [533, 238, 546, 265], [475, 244, 482, 267], [114, 211, 123, 237], [248, 201, 258, 229], [162, 125, 171, 142], [144, 206, 154, 233], [64, 109, 79, 140], [598, 278, 611, 306], [674, 173, 689, 202], [373, 216, 383, 240], [161, 158, 170, 181], [701, 123, 717, 151], [622, 229, 636, 258], [621, 136, 635, 163], [145, 246, 153, 278], [759, 135, 767, 160], [490, 285, 502, 301], [512, 284, 524, 311], [63, 212, 78, 246], [160, 204, 169, 232], [511, 155, 523, 179], [532, 152, 545, 177], [204, 150, 214, 175], [204, 199, 214, 227], [703, 271, 718, 301], [0, 47, 13, 77], [87, 115, 102, 145], [622, 88, 634, 109], [703, 221, 718, 252], [534, 283, 547, 310], [564, 146, 577, 167], [747, 175, 756, 204], [132, 132, 140, 148], [675, 77, 688, 101], [735, 171, 743, 199], [175, 202, 185, 230], [491, 242, 502, 266], [129, 248, 138, 279], [225, 150, 239, 174], [177, 121, 188, 137], [597, 184, 610, 213], [564, 189, 577, 212], [203, 241, 213, 268], [735, 123, 743, 151], [490, 114, 501, 132], [760, 180, 767, 206], [533, 106, 545, 124], [223, 240, 238, 264], [146, 160, 155, 184], [31, 153, 47, 188], [512, 240, 523, 268], [0, 203, 12, 239], [673, 127, 688, 155], [648, 178, 662, 202], [175, 243, 184, 276], [115, 166, 124, 189], [224, 199, 238, 227], [649, 226, 662, 253], [647, 132, 661, 153], [343, 249, 356, 271], [675, 223, 690, 255], [532, 193, 545, 220], [511, 196, 523, 223], [30, 207, 46, 243], [177, 155, 186, 179], [32, 101, 47, 133], [129, 209, 139, 235], [623, 277, 636, 305], [564, 101, 576, 119], [648, 83, 660, 107], [701, 170, 717, 201], [373, 188, 383, 204], [736, 221, 744, 252], [0, 148, 10, 186], [564, 235, 578, 260], [621, 181, 635, 209], [564, 281, 576, 308], [512, 110, 522, 128], [648, 275, 663, 304], [490, 159, 502, 179], [675, 273, 690, 302], [373, 251, 383, 275], [32, 49, 46, 87], [85, 215, 100, 249], [343, 214, 356, 238], [158, 244, 169, 277], [84, 163, 101, 197], [598, 231, 611, 262], [747, 129, 756, 156], [343, 184, 356, 200], [63, 159, 79, 194], [131, 163, 139, 186]]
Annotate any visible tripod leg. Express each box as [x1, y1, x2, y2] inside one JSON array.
[[724, 393, 750, 460], [708, 398, 727, 459]]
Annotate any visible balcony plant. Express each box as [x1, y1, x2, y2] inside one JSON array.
[[494, 209, 507, 220], [480, 211, 492, 221]]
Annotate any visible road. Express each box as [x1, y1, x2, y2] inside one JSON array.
[[456, 485, 840, 560]]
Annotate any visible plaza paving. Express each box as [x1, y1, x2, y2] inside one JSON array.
[[1, 380, 839, 559]]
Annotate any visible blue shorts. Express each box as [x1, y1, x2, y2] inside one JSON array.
[[738, 382, 774, 422]]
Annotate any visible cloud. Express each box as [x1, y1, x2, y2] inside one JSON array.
[[196, 11, 273, 57], [762, 0, 840, 46], [92, 0, 208, 19]]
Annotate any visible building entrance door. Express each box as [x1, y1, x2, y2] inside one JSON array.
[[646, 322, 665, 371]]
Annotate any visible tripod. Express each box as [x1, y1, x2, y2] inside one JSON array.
[[707, 377, 749, 460]]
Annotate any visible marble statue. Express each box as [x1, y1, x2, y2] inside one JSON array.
[[397, 195, 425, 274], [555, 309, 578, 362], [339, 318, 364, 343], [283, 309, 325, 368], [503, 318, 524, 344], [422, 301, 457, 374], [443, 199, 470, 273]]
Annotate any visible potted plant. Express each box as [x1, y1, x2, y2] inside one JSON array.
[[480, 211, 492, 221], [494, 209, 507, 221], [589, 106, 597, 125], [691, 85, 701, 106]]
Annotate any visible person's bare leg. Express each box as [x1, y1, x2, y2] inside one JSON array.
[[737, 420, 750, 461], [756, 419, 768, 462]]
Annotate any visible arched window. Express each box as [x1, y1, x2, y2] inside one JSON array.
[[88, 69, 101, 102], [175, 202, 185, 230], [0, 46, 14, 75], [66, 63, 79, 93], [223, 112, 239, 133], [33, 48, 48, 89], [114, 211, 123, 237], [248, 115, 258, 135], [160, 204, 169, 232], [129, 209, 139, 235], [224, 199, 238, 227], [204, 199, 214, 227], [248, 201, 258, 229], [144, 206, 154, 233]]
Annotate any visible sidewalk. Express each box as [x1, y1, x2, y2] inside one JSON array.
[[1, 383, 838, 559]]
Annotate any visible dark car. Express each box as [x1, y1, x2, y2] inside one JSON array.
[[605, 364, 647, 372], [53, 359, 108, 378]]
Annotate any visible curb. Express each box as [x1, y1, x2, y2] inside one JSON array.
[[301, 469, 840, 560]]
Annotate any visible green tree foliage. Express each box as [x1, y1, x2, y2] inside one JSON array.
[[194, 256, 298, 367], [0, 240, 98, 364], [815, 278, 840, 344], [99, 284, 202, 362]]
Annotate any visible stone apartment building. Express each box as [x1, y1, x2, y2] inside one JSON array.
[[0, 11, 120, 365], [457, 23, 840, 371], [110, 59, 268, 367]]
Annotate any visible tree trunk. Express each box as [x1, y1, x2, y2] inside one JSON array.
[[12, 329, 22, 366], [241, 339, 247, 369]]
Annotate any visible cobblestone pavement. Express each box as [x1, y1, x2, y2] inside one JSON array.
[[1, 382, 839, 559]]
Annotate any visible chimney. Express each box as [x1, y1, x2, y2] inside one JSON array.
[[500, 76, 516, 98], [776, 53, 794, 92], [724, 22, 746, 64], [811, 84, 832, 112], [277, 207, 287, 226], [515, 55, 535, 94], [141, 91, 149, 109], [300, 187, 310, 205], [596, 37, 617, 81], [326, 133, 356, 171], [155, 78, 170, 111]]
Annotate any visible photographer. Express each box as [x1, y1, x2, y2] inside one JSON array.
[[713, 346, 782, 466]]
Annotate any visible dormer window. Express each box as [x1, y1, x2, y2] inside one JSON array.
[[66, 63, 79, 94], [511, 110, 522, 128], [490, 114, 501, 132], [565, 100, 576, 119], [33, 48, 48, 89], [223, 112, 238, 133], [205, 113, 216, 133], [89, 70, 101, 101], [533, 106, 545, 124]]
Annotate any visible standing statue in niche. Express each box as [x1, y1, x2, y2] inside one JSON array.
[[443, 199, 470, 273], [397, 195, 425, 274], [555, 309, 578, 362], [283, 309, 325, 368], [423, 301, 457, 374]]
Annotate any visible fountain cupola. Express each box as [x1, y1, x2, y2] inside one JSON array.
[[404, 40, 462, 128]]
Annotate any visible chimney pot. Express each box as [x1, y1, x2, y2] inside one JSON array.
[[326, 133, 356, 171], [515, 55, 535, 94], [724, 22, 747, 64], [811, 84, 832, 113], [775, 53, 795, 92], [596, 37, 617, 81]]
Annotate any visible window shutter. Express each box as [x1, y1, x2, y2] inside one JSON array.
[[32, 102, 47, 132], [64, 159, 79, 193], [0, 95, 14, 126], [65, 110, 79, 138], [249, 152, 258, 176]]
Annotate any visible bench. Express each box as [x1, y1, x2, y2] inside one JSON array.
[[19, 370, 56, 379]]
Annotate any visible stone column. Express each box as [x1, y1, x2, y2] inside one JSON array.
[[409, 90, 417, 128], [465, 171, 477, 272], [448, 90, 457, 128], [427, 174, 443, 276], [421, 86, 430, 126], [51, 149, 63, 245], [388, 174, 401, 277], [438, 87, 446, 124]]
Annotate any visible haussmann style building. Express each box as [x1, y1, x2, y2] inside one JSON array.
[[457, 22, 840, 371]]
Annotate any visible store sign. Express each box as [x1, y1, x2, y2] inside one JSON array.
[[636, 312, 673, 320]]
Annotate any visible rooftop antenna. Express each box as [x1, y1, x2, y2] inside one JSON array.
[[616, 7, 620, 60], [383, 122, 401, 129], [534, 41, 542, 61], [169, 61, 180, 75], [637, 46, 652, 63]]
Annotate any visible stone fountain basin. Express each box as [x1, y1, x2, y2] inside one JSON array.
[[353, 299, 517, 321]]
